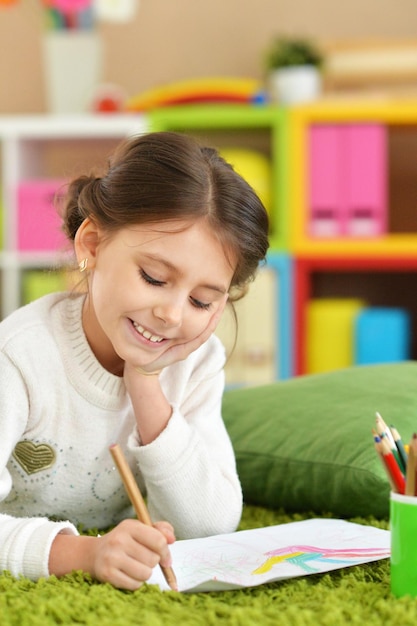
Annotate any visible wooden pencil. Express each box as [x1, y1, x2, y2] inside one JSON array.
[[109, 443, 178, 591], [405, 433, 417, 497]]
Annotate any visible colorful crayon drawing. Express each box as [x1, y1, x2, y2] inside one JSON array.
[[253, 545, 390, 575], [147, 518, 390, 593]]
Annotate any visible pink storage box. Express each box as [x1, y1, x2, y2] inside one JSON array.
[[17, 179, 68, 252], [308, 124, 387, 238]]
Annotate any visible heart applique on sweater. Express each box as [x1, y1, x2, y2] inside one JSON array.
[[12, 441, 56, 475]]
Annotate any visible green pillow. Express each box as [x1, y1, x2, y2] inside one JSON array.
[[222, 362, 417, 519]]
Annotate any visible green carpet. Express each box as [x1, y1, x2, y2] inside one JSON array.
[[1, 505, 415, 626]]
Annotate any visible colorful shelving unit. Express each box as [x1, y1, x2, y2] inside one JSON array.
[[2, 100, 417, 383], [289, 100, 417, 374]]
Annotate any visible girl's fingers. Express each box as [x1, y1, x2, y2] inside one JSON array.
[[94, 519, 173, 589], [113, 562, 152, 590], [154, 520, 176, 544]]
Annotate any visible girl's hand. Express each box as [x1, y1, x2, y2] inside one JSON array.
[[123, 294, 228, 443], [90, 519, 175, 590], [49, 519, 175, 591], [133, 293, 229, 376]]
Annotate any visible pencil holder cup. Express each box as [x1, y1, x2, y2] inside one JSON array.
[[390, 492, 417, 598], [42, 31, 103, 114]]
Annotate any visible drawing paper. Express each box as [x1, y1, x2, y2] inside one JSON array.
[[147, 518, 390, 593]]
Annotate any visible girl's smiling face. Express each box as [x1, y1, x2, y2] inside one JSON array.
[[76, 218, 236, 376]]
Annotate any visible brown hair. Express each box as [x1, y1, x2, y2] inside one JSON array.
[[62, 131, 269, 300]]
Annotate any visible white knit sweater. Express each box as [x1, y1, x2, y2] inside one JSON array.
[[0, 292, 242, 581]]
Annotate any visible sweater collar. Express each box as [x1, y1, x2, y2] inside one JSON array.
[[52, 293, 127, 411]]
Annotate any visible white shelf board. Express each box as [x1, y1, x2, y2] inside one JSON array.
[[0, 114, 148, 138]]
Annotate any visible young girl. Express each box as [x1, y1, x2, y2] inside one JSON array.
[[0, 131, 269, 590]]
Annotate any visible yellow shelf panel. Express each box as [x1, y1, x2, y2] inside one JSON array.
[[292, 234, 417, 258], [292, 99, 417, 123]]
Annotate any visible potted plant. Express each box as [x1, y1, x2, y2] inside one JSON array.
[[265, 36, 324, 104]]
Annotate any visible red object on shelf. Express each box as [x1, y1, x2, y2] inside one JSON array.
[[91, 84, 127, 113]]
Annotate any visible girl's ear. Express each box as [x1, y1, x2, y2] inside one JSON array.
[[74, 218, 101, 269]]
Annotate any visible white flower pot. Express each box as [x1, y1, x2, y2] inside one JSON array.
[[43, 31, 103, 114], [268, 65, 322, 105]]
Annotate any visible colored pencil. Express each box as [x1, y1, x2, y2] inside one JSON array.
[[375, 412, 406, 472], [375, 412, 396, 447], [379, 435, 405, 494], [389, 425, 408, 473], [380, 431, 402, 470], [109, 443, 178, 591], [374, 434, 397, 492], [405, 433, 417, 497]]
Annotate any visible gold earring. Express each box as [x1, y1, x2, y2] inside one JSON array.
[[79, 258, 88, 272]]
